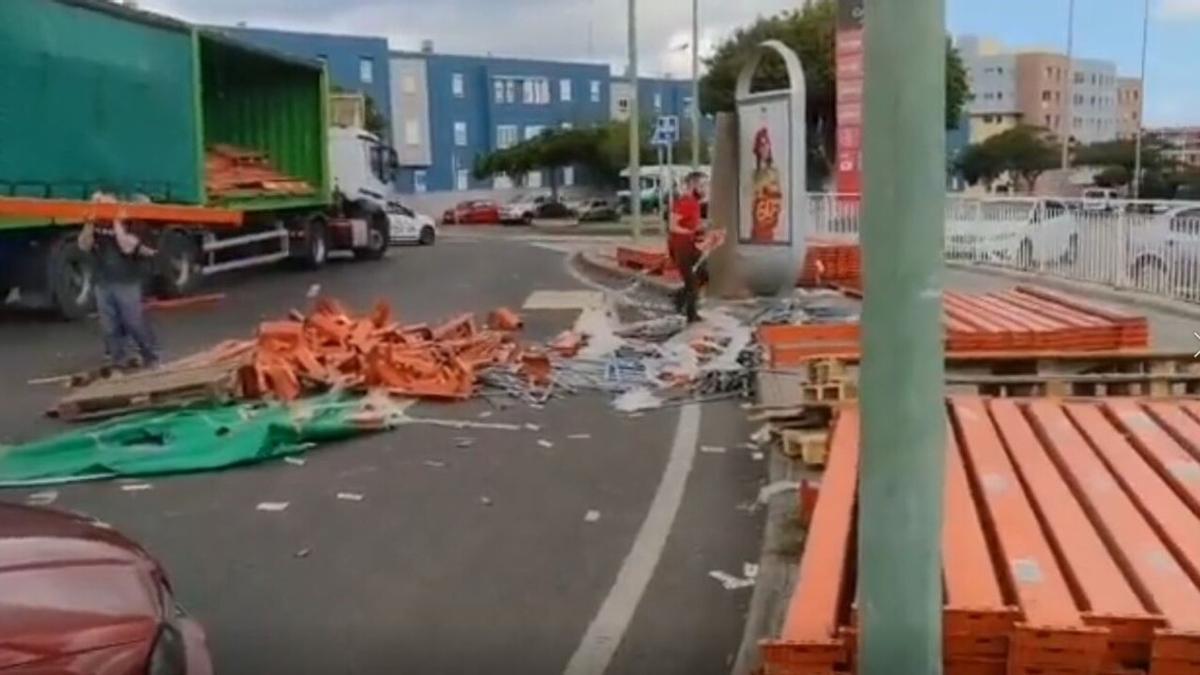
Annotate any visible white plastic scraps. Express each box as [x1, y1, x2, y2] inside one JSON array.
[[708, 569, 756, 591], [256, 502, 290, 512]]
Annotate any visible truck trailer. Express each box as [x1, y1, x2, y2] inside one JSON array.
[[0, 0, 418, 318]]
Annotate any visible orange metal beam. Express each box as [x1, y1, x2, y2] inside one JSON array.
[[0, 196, 244, 227], [988, 399, 1153, 668], [943, 427, 1016, 669], [761, 407, 859, 675], [949, 397, 1107, 674], [1029, 400, 1200, 674], [1105, 400, 1200, 518]]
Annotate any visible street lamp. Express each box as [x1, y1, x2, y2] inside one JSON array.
[[628, 0, 641, 241], [1133, 0, 1150, 199], [691, 0, 700, 171], [1061, 0, 1075, 170]]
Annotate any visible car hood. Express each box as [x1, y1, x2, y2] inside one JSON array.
[[0, 504, 163, 670]]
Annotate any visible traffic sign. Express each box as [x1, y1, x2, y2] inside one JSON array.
[[651, 115, 679, 145]]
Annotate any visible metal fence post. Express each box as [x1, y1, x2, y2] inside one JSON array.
[[858, 0, 946, 672]]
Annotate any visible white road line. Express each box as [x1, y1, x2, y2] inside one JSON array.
[[561, 404, 702, 675]]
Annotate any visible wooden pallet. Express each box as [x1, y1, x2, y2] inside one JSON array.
[[781, 429, 831, 466], [53, 360, 242, 420]]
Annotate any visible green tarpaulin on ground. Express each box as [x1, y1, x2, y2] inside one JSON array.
[[0, 397, 373, 487]]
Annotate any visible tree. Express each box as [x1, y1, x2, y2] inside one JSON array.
[[955, 125, 1057, 193], [699, 0, 969, 188], [1093, 165, 1130, 188], [475, 126, 621, 200]]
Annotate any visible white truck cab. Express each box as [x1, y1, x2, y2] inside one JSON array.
[[329, 127, 436, 245]]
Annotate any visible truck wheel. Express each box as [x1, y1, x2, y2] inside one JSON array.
[[48, 234, 95, 320], [419, 226, 436, 245], [356, 213, 389, 261], [301, 218, 328, 269], [154, 230, 202, 298]]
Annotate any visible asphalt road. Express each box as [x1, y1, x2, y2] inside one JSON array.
[[0, 231, 764, 675]]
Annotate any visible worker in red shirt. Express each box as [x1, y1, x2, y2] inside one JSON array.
[[668, 172, 707, 323]]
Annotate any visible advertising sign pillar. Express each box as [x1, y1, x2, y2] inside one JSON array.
[[734, 40, 807, 296], [836, 0, 865, 196]]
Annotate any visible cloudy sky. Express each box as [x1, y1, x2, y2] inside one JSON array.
[[141, 0, 1198, 125]]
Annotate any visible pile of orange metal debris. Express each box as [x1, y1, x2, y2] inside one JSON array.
[[205, 144, 314, 199]]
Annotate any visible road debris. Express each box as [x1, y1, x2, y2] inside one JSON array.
[[256, 501, 289, 512], [306, 284, 321, 299], [423, 460, 447, 468], [524, 423, 541, 431], [752, 452, 765, 462], [709, 569, 756, 590], [700, 445, 727, 454], [537, 439, 555, 448], [120, 483, 153, 492], [294, 547, 312, 559], [283, 456, 307, 467], [584, 509, 601, 523], [26, 490, 58, 506], [479, 496, 493, 506], [454, 437, 475, 448], [568, 433, 592, 440], [757, 480, 800, 504], [336, 492, 365, 502], [478, 411, 493, 419]]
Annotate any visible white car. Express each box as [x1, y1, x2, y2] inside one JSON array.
[[387, 201, 437, 245], [1127, 204, 1200, 294], [946, 198, 1079, 266]]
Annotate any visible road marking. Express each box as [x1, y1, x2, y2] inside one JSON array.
[[562, 404, 701, 675]]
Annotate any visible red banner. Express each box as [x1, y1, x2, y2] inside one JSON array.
[[835, 0, 864, 196]]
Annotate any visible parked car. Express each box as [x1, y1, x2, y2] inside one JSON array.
[[387, 201, 437, 245], [500, 194, 549, 225], [0, 502, 212, 674], [1081, 187, 1122, 213], [577, 199, 620, 223], [441, 200, 501, 225], [1127, 205, 1200, 293], [945, 198, 1079, 266]]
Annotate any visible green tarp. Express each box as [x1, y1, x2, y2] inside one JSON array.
[[0, 397, 371, 487]]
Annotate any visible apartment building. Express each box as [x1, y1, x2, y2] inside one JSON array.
[[959, 35, 1135, 146], [1117, 77, 1144, 139], [1155, 127, 1200, 168]]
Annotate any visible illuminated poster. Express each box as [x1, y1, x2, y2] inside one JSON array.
[[836, 0, 865, 195], [738, 97, 792, 245]]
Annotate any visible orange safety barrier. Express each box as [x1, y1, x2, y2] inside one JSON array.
[[761, 407, 860, 675], [0, 196, 244, 227], [798, 241, 861, 288]]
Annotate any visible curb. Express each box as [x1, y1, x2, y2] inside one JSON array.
[[730, 450, 808, 675], [570, 250, 681, 296], [946, 261, 1200, 322]]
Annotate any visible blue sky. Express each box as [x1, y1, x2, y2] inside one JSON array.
[[949, 0, 1200, 126]]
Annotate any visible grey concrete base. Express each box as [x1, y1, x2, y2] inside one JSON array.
[[946, 261, 1200, 321]]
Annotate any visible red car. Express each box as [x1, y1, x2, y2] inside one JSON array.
[[441, 200, 501, 225], [0, 502, 212, 675]]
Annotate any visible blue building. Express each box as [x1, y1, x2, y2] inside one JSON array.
[[211, 26, 393, 136], [611, 77, 715, 157], [388, 48, 612, 193]]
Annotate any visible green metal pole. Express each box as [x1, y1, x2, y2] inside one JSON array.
[[857, 0, 946, 673]]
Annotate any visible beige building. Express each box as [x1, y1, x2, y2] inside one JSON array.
[[1117, 77, 1143, 139], [1014, 52, 1069, 140]]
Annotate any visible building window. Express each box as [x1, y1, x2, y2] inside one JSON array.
[[1041, 90, 1052, 102], [456, 169, 469, 191], [1134, 90, 1139, 101], [454, 121, 468, 147], [983, 115, 996, 123], [618, 97, 630, 113], [984, 92, 993, 101], [1045, 114, 1052, 126], [1054, 115, 1060, 128], [522, 78, 550, 104], [494, 80, 505, 103], [403, 74, 417, 95], [414, 170, 427, 193], [505, 80, 516, 103], [524, 125, 544, 140], [452, 73, 465, 98], [1091, 73, 1097, 85], [996, 92, 1003, 101], [1054, 91, 1060, 103], [653, 93, 663, 111], [404, 120, 420, 146], [997, 66, 1004, 75], [563, 166, 575, 187], [496, 125, 519, 149], [560, 79, 572, 102], [1090, 96, 1096, 106], [1074, 72, 1085, 84], [527, 171, 543, 188], [1074, 117, 1082, 129], [359, 57, 374, 84], [1045, 65, 1053, 79], [590, 80, 602, 103]]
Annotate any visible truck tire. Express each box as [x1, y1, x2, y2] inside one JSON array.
[[356, 212, 389, 261], [300, 217, 329, 269], [47, 234, 95, 320], [154, 230, 202, 298]]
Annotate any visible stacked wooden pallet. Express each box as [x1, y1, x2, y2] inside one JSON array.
[[206, 144, 314, 199], [798, 240, 862, 289], [761, 397, 1200, 675]]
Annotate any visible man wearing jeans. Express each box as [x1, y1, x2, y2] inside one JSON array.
[[78, 193, 160, 368], [668, 172, 708, 323]]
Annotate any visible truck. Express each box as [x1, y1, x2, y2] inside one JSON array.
[[0, 0, 422, 318]]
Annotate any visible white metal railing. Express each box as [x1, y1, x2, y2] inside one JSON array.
[[806, 193, 1200, 304]]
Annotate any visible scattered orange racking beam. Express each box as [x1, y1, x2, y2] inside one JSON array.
[[0, 196, 244, 227], [1105, 399, 1200, 518], [761, 407, 860, 675], [948, 397, 1107, 673]]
